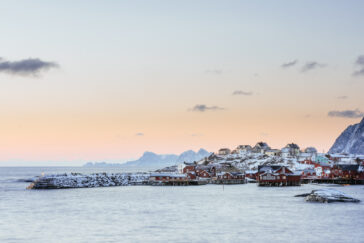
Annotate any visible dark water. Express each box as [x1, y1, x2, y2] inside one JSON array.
[[1, 167, 364, 243]]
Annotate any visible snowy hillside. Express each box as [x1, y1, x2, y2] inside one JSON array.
[[197, 152, 311, 172]]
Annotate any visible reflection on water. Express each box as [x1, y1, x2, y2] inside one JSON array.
[[1, 167, 364, 243]]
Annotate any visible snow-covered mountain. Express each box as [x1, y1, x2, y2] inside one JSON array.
[[84, 149, 211, 168], [122, 152, 178, 167], [123, 149, 211, 167], [176, 149, 210, 163], [329, 117, 364, 155]]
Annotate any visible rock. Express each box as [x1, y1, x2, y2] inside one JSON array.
[[294, 193, 311, 197], [296, 189, 360, 203], [329, 117, 364, 154]]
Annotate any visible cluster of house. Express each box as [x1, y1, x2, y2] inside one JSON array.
[[149, 162, 246, 185], [243, 157, 364, 184], [299, 159, 364, 181], [217, 142, 319, 161], [149, 142, 364, 186], [150, 163, 302, 187]]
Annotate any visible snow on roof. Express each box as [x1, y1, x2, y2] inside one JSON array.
[[150, 173, 186, 178], [303, 168, 315, 173], [260, 172, 279, 176], [245, 170, 258, 174]]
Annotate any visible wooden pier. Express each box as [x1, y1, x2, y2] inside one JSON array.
[[211, 179, 246, 184], [258, 180, 301, 187], [149, 180, 208, 186], [301, 178, 364, 185]]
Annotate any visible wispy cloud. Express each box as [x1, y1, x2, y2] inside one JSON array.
[[353, 55, 364, 76], [135, 133, 144, 136], [232, 90, 253, 96], [337, 96, 348, 100], [0, 57, 59, 76], [354, 69, 364, 76], [205, 69, 223, 75], [301, 61, 325, 72], [328, 109, 364, 118], [281, 60, 298, 68], [190, 104, 225, 112]]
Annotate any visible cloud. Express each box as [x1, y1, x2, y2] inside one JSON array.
[[232, 90, 253, 96], [135, 133, 144, 136], [355, 55, 364, 65], [353, 55, 364, 76], [328, 109, 364, 118], [0, 57, 58, 76], [301, 62, 325, 72], [281, 60, 298, 68], [337, 96, 348, 99], [190, 104, 225, 112], [354, 69, 364, 76], [205, 69, 223, 75]]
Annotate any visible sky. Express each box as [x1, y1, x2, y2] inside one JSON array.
[[0, 0, 364, 166]]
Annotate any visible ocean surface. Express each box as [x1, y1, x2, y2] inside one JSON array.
[[1, 167, 364, 243]]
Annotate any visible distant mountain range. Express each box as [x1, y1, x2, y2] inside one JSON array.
[[83, 149, 211, 167], [329, 117, 364, 155]]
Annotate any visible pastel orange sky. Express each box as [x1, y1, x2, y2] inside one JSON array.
[[1, 1, 364, 165]]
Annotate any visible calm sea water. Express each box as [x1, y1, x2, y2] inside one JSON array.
[[1, 167, 364, 243]]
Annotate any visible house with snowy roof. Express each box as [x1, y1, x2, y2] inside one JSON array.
[[236, 145, 252, 153], [304, 147, 317, 154], [218, 148, 231, 155], [213, 172, 245, 184], [331, 164, 362, 180], [301, 168, 317, 179], [257, 165, 301, 186], [281, 143, 300, 157], [252, 142, 271, 153], [264, 149, 281, 157]]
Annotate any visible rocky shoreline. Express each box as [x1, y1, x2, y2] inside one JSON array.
[[27, 173, 150, 189]]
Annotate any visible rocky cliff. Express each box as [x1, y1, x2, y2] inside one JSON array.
[[329, 117, 364, 155]]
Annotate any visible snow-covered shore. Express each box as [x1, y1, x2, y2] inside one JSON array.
[[28, 173, 150, 189]]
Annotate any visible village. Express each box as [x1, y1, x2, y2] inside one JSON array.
[[150, 142, 364, 186]]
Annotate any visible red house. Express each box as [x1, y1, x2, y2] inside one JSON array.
[[196, 169, 211, 178], [214, 172, 245, 184], [331, 165, 360, 180], [245, 170, 258, 179], [257, 166, 301, 186], [182, 165, 196, 174], [301, 168, 316, 179]]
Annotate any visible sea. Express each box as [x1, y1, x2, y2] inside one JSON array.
[[1, 166, 364, 243]]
